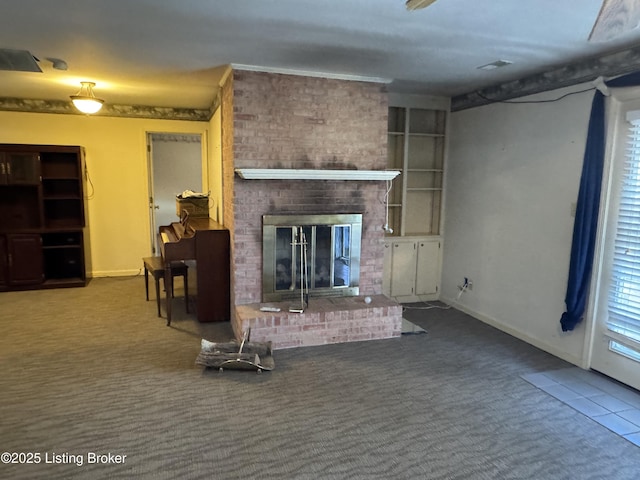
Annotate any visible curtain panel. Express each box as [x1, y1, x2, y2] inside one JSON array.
[[561, 72, 640, 332]]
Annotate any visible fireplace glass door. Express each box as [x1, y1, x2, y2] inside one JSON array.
[[273, 225, 352, 292], [263, 214, 361, 302]]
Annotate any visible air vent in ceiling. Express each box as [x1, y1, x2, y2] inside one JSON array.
[[477, 60, 513, 71], [0, 48, 42, 72]]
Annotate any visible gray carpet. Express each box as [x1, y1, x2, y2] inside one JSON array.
[[1, 277, 640, 479]]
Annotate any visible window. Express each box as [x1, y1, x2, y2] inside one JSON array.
[[606, 111, 640, 359]]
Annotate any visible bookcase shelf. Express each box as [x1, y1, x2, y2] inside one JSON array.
[[383, 98, 448, 304], [387, 106, 446, 237], [0, 145, 87, 291]]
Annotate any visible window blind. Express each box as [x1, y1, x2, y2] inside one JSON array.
[[607, 116, 640, 349]]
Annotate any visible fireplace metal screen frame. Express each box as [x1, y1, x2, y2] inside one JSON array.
[[262, 214, 362, 302]]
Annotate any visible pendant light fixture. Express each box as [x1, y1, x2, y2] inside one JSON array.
[[70, 81, 104, 114]]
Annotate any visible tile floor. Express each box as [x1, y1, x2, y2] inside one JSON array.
[[401, 317, 427, 334], [522, 367, 640, 447]]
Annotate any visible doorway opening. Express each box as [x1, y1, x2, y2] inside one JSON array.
[[589, 95, 640, 391], [146, 133, 203, 254]]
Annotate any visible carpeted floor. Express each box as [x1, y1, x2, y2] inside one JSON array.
[[2, 277, 640, 479]]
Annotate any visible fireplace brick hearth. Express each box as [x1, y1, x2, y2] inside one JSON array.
[[234, 295, 402, 350], [221, 69, 402, 347]]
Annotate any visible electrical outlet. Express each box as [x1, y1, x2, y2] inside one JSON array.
[[455, 277, 474, 300]]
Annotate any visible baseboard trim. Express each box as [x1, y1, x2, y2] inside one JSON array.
[[441, 296, 583, 367], [91, 269, 141, 278], [388, 293, 440, 303]]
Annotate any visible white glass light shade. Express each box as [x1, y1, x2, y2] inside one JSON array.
[[70, 82, 104, 114]]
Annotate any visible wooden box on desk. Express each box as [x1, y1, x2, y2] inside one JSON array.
[[175, 196, 209, 217]]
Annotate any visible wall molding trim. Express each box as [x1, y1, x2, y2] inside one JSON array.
[[0, 96, 215, 122], [452, 44, 640, 112], [232, 63, 393, 84], [149, 133, 202, 143]]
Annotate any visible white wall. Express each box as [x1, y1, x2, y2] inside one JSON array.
[[442, 84, 595, 366]]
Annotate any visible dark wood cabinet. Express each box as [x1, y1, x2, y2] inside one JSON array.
[[42, 231, 85, 287], [6, 234, 44, 285], [0, 152, 41, 185], [0, 234, 44, 286], [0, 144, 87, 292], [0, 236, 7, 287]]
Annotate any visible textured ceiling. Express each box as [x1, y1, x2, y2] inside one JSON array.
[[2, 0, 640, 112]]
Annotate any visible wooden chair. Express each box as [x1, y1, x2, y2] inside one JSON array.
[[143, 256, 189, 322]]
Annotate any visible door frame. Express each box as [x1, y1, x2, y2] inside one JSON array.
[[145, 131, 208, 255], [584, 88, 640, 389]]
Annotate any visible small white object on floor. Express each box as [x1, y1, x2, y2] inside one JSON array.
[[260, 306, 281, 312], [401, 318, 427, 335]]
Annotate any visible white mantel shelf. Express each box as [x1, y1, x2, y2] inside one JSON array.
[[235, 168, 401, 181]]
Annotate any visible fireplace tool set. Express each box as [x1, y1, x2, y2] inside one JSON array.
[[289, 226, 309, 313]]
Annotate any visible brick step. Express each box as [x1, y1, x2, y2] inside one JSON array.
[[234, 295, 402, 350]]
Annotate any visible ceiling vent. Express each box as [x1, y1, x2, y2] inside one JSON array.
[[477, 60, 513, 71], [406, 0, 438, 10], [0, 48, 42, 72]]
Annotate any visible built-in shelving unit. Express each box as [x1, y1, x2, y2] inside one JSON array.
[[0, 145, 87, 290], [384, 98, 448, 303], [387, 106, 445, 236]]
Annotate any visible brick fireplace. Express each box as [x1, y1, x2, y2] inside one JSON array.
[[221, 69, 402, 348]]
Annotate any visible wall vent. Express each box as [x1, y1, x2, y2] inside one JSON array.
[[0, 49, 42, 72]]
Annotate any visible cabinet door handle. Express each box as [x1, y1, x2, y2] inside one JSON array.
[[6, 163, 10, 175], [0, 162, 5, 175]]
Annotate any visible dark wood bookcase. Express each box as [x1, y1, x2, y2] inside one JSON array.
[[0, 144, 87, 291]]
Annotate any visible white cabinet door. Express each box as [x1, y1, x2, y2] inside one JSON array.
[[390, 241, 416, 297], [416, 240, 439, 295]]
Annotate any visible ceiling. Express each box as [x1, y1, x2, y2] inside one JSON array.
[[3, 0, 640, 114]]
